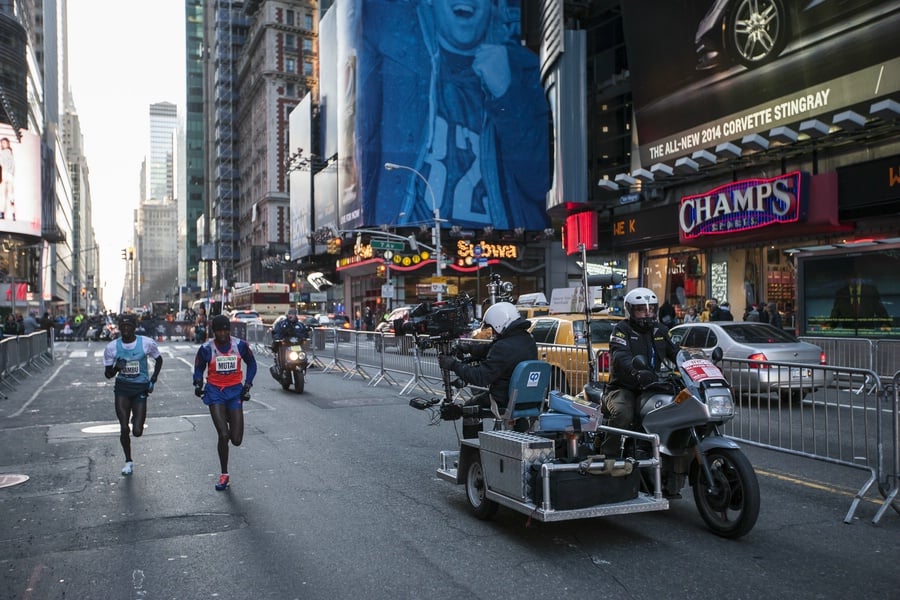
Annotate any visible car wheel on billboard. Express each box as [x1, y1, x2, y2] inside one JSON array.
[[726, 0, 789, 69]]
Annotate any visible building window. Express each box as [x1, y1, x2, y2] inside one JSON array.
[[302, 38, 312, 53], [286, 83, 296, 97], [285, 33, 296, 50], [286, 9, 294, 26], [303, 60, 313, 76], [305, 13, 313, 30], [286, 58, 296, 73]]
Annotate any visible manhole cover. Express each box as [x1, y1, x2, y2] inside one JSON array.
[[82, 423, 147, 434], [0, 474, 30, 489]]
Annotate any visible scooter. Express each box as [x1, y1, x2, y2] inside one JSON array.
[[427, 347, 759, 539], [269, 335, 309, 393]]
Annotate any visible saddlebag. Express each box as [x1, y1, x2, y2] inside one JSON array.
[[530, 459, 640, 510]]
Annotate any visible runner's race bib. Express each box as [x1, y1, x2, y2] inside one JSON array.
[[215, 355, 238, 374], [121, 361, 140, 377]]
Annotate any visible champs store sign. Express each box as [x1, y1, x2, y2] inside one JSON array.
[[678, 171, 809, 243]]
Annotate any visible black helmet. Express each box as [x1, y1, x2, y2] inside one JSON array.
[[211, 315, 231, 331]]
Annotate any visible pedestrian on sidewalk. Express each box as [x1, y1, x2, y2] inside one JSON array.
[[193, 314, 257, 491], [102, 312, 163, 476]]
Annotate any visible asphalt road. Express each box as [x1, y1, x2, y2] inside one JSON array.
[[0, 340, 897, 600]]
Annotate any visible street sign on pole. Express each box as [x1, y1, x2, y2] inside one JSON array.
[[370, 239, 405, 251]]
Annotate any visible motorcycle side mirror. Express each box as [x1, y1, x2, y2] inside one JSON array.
[[632, 355, 649, 370], [711, 347, 724, 363]]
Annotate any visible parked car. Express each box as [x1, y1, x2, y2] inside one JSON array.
[[668, 321, 828, 401], [374, 306, 416, 354], [313, 314, 352, 344], [528, 312, 624, 394], [229, 310, 263, 326]]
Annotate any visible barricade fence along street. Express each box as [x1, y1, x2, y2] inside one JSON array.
[[717, 357, 897, 523], [13, 326, 899, 524], [0, 330, 53, 394]]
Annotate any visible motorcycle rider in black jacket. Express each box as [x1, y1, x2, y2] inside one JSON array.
[[271, 309, 309, 366], [438, 302, 538, 438], [598, 287, 679, 457]]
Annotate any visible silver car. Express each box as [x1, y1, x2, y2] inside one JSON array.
[[669, 322, 828, 401]]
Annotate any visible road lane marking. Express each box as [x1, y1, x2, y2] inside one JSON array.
[[9, 359, 70, 418]]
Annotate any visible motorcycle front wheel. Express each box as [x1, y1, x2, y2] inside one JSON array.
[[292, 369, 305, 394], [692, 448, 760, 539]]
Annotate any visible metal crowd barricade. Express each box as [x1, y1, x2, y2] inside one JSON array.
[[0, 330, 53, 393], [872, 371, 899, 523], [719, 357, 897, 523]]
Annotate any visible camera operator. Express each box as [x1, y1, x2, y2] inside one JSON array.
[[438, 302, 537, 438]]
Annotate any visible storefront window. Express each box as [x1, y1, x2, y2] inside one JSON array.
[[643, 249, 707, 321]]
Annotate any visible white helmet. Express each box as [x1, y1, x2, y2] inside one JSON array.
[[482, 302, 520, 336], [624, 287, 658, 331]]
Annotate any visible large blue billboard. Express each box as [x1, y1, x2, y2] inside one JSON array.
[[341, 0, 550, 232]]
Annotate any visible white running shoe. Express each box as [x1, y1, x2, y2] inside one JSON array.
[[122, 461, 134, 476]]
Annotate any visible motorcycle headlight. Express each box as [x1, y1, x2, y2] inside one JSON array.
[[288, 350, 301, 361], [706, 390, 735, 418]]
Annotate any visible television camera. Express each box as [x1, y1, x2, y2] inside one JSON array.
[[398, 293, 475, 350]]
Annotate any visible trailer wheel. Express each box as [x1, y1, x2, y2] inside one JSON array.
[[465, 456, 498, 520]]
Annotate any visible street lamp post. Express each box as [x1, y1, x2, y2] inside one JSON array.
[[383, 162, 443, 301]]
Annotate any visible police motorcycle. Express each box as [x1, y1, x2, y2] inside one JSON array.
[[410, 262, 758, 538], [269, 327, 310, 394], [588, 347, 759, 538]]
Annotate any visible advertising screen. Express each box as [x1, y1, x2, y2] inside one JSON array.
[[351, 0, 550, 231], [621, 1, 900, 166], [288, 96, 313, 259], [799, 246, 900, 338], [0, 125, 41, 238]]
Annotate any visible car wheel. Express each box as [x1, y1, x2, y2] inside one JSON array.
[[725, 0, 788, 69]]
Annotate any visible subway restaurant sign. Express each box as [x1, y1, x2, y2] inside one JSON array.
[[679, 171, 809, 242]]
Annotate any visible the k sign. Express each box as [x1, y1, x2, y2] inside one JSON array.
[[307, 272, 334, 292]]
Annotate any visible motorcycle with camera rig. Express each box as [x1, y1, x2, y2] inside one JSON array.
[[409, 252, 758, 538]]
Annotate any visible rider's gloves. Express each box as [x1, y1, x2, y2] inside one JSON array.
[[635, 369, 657, 388], [438, 354, 458, 371], [240, 382, 252, 401], [193, 380, 204, 398], [454, 341, 474, 357], [114, 358, 127, 372]]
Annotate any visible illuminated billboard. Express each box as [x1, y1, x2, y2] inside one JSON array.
[[342, 0, 550, 231], [0, 125, 41, 238], [621, 1, 900, 166]]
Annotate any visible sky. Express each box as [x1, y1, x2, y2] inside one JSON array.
[[66, 1, 186, 310]]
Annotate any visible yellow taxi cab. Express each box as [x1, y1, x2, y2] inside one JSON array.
[[528, 311, 624, 394]]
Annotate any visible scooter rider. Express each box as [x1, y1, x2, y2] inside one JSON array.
[[271, 308, 309, 359], [438, 302, 537, 438], [598, 287, 679, 457]]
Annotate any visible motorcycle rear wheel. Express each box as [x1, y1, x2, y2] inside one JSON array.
[[465, 456, 498, 520], [692, 448, 760, 539]]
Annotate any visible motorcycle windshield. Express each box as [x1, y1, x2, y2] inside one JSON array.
[[676, 349, 727, 397]]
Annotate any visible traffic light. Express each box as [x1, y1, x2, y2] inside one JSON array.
[[326, 237, 342, 254], [128, 248, 134, 260], [376, 264, 386, 277], [121, 249, 127, 260]]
